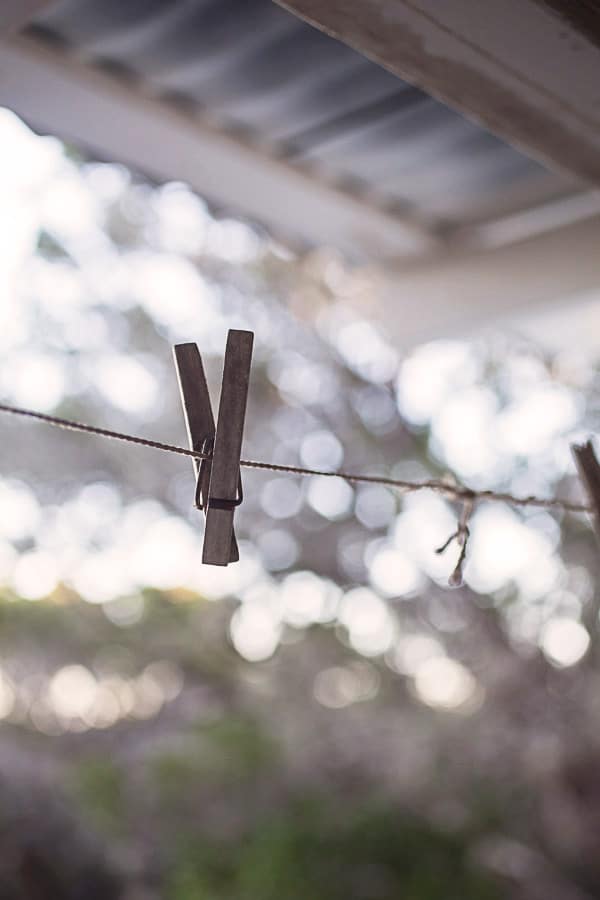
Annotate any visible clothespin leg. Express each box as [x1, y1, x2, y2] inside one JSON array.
[[572, 439, 600, 547], [203, 329, 253, 566], [173, 342, 239, 562]]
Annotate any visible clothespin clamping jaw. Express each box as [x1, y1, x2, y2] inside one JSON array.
[[173, 330, 254, 566], [572, 439, 600, 546]]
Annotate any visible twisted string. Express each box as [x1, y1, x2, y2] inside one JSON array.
[[436, 498, 475, 587], [0, 402, 591, 514]]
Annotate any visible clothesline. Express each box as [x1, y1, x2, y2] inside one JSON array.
[[0, 402, 590, 514]]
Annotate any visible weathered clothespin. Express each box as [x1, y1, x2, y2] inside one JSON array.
[[173, 330, 254, 566], [572, 439, 600, 545]]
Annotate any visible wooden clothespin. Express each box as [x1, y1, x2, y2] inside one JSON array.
[[572, 439, 600, 545], [173, 329, 254, 566]]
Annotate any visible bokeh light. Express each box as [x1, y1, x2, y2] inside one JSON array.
[[540, 617, 590, 667]]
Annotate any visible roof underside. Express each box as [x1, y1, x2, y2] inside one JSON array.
[[17, 0, 585, 241]]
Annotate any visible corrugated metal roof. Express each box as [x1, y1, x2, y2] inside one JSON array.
[[23, 0, 581, 235]]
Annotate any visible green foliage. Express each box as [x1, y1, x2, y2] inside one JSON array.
[[197, 717, 280, 777], [152, 716, 280, 804], [167, 800, 500, 900], [70, 758, 125, 835]]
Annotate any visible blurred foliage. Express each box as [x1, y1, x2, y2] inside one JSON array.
[[1, 109, 600, 899], [72, 758, 125, 835], [48, 670, 503, 900], [167, 802, 500, 900]]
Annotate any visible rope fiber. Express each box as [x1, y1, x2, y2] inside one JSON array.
[[0, 402, 590, 514]]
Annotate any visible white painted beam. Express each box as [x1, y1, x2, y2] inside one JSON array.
[[3, 27, 600, 348], [381, 215, 600, 347], [0, 33, 436, 263], [276, 0, 600, 186]]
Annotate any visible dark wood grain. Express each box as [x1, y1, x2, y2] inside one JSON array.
[[203, 330, 254, 566], [173, 342, 239, 563], [173, 343, 214, 466], [572, 440, 600, 546], [536, 0, 600, 50]]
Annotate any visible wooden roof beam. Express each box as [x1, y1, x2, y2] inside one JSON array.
[[276, 0, 600, 186]]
